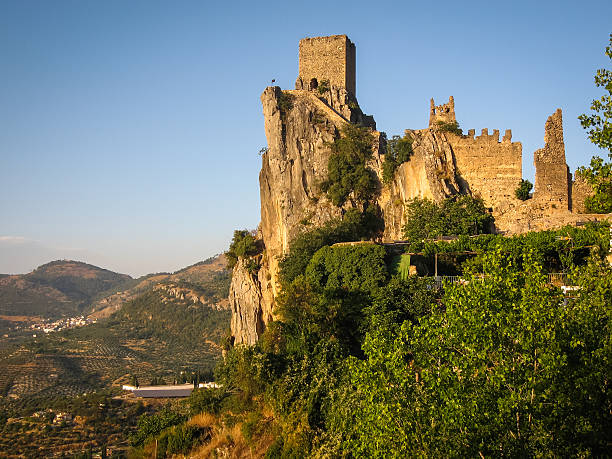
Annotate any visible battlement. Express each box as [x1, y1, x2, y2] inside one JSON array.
[[429, 96, 456, 126], [297, 35, 356, 95], [463, 128, 514, 143]]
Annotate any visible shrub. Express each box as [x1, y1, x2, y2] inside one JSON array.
[[382, 133, 414, 184], [403, 196, 493, 241], [225, 230, 259, 269], [321, 124, 378, 206], [515, 179, 533, 200], [129, 408, 186, 447], [576, 156, 612, 213], [278, 207, 383, 287], [278, 92, 294, 116], [317, 79, 330, 95], [435, 120, 463, 136], [186, 388, 228, 416]]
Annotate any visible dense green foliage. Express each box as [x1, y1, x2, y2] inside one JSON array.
[[278, 207, 383, 287], [515, 178, 533, 200], [321, 124, 378, 206], [130, 407, 187, 447], [578, 33, 612, 154], [435, 120, 463, 136], [382, 133, 414, 184], [332, 251, 611, 457], [577, 34, 612, 214], [278, 92, 294, 117], [203, 218, 611, 457], [226, 230, 260, 269], [403, 196, 493, 241], [406, 221, 609, 274], [577, 156, 612, 213]]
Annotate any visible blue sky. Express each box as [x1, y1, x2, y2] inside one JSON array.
[[1, 0, 610, 276]]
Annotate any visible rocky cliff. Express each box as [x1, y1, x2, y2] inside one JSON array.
[[229, 85, 474, 344]]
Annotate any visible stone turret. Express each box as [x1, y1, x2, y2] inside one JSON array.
[[429, 96, 456, 127], [533, 109, 570, 209], [295, 35, 356, 96]]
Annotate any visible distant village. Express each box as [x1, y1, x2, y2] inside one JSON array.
[[27, 315, 96, 335]]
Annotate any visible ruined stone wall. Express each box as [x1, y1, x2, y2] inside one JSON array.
[[298, 35, 356, 95], [571, 173, 594, 213], [533, 109, 570, 210], [429, 96, 456, 126], [448, 128, 522, 208]]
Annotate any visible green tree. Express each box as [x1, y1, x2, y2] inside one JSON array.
[[576, 156, 612, 213], [326, 250, 611, 457], [382, 133, 413, 184], [577, 33, 612, 213], [225, 230, 259, 269], [322, 124, 378, 206], [403, 196, 493, 241], [515, 178, 533, 201], [578, 33, 612, 154]]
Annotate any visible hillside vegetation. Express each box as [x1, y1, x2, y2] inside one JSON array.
[[0, 278, 230, 457], [0, 260, 131, 319], [145, 216, 611, 458]]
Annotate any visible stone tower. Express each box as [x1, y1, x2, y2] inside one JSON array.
[[429, 96, 456, 127], [533, 109, 570, 209], [295, 35, 356, 96]]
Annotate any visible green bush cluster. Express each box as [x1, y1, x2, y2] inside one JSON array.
[[278, 207, 383, 287], [515, 178, 533, 201], [277, 92, 294, 117], [576, 156, 612, 213], [402, 196, 493, 241], [321, 124, 378, 206], [435, 120, 463, 135], [316, 79, 330, 95], [225, 230, 259, 269], [209, 219, 611, 457], [382, 133, 414, 184]]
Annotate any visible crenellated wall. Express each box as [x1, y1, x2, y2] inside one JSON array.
[[447, 127, 523, 208]]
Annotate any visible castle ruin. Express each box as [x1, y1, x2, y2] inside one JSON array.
[[295, 35, 356, 95], [229, 35, 603, 345]]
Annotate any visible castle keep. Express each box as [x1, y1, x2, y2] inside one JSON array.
[[296, 35, 356, 95]]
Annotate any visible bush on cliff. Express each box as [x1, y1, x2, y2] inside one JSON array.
[[321, 124, 378, 206], [225, 230, 259, 269], [382, 133, 414, 184], [278, 207, 383, 287], [435, 120, 463, 136]]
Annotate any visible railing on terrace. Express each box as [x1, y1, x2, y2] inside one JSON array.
[[428, 273, 571, 289]]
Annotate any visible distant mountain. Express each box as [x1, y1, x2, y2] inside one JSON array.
[[0, 260, 132, 318], [88, 254, 230, 319]]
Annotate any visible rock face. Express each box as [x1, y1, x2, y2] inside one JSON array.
[[229, 258, 265, 346], [228, 35, 603, 346], [230, 86, 376, 345]]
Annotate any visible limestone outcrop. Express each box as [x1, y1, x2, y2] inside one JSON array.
[[230, 86, 376, 344]]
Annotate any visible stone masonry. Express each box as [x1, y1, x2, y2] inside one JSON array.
[[533, 109, 571, 210], [429, 96, 457, 126], [296, 35, 356, 96]]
